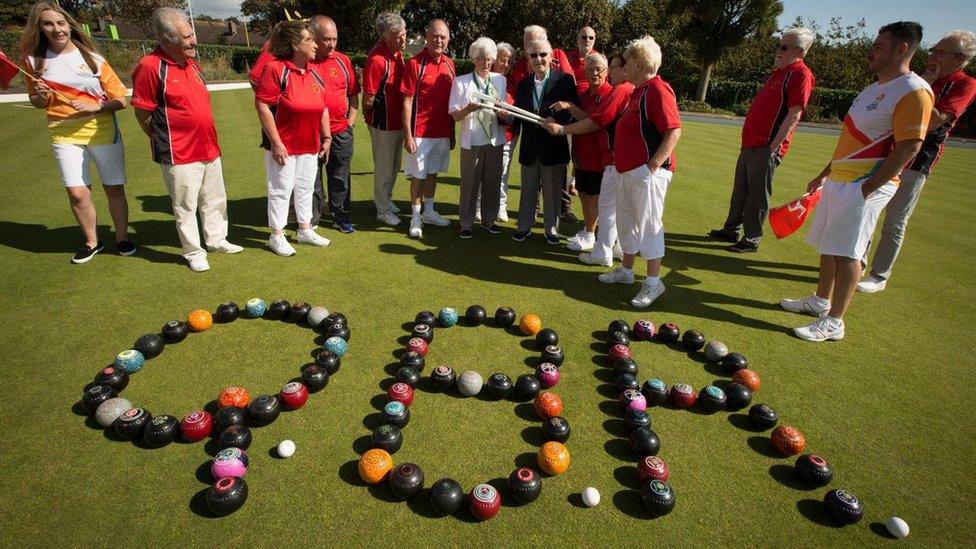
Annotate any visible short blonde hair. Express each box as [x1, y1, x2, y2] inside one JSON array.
[[782, 27, 815, 55], [944, 29, 976, 63], [623, 35, 662, 75]]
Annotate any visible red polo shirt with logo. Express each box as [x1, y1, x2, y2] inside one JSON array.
[[741, 59, 815, 157], [573, 81, 614, 171], [255, 59, 328, 156], [400, 48, 455, 138], [568, 48, 597, 96], [909, 70, 976, 174], [363, 40, 405, 131], [507, 48, 575, 97], [131, 47, 221, 165], [311, 51, 360, 135], [614, 76, 680, 174], [248, 41, 273, 87]]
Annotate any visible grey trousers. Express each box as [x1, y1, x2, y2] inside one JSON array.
[[722, 146, 780, 243], [517, 160, 566, 236], [866, 169, 927, 280], [311, 127, 354, 225], [369, 126, 404, 215], [459, 144, 504, 230]]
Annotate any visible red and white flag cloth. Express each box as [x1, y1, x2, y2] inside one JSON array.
[[0, 48, 21, 89], [769, 188, 823, 239]]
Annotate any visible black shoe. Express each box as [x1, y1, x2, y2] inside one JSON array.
[[560, 211, 579, 224], [728, 239, 759, 253], [512, 231, 529, 242], [546, 233, 560, 245], [459, 228, 473, 239], [337, 222, 355, 234], [709, 228, 739, 243], [480, 224, 501, 234], [72, 241, 104, 264], [116, 240, 136, 256]]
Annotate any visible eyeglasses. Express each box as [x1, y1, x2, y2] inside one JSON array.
[[529, 52, 549, 58]]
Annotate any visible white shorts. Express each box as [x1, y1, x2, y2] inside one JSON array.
[[52, 141, 126, 187], [404, 137, 450, 179], [616, 164, 672, 260], [806, 179, 896, 259]]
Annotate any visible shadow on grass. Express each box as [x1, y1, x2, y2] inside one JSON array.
[[796, 498, 843, 528]]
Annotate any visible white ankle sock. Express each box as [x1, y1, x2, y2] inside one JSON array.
[[412, 204, 422, 217], [424, 201, 435, 214]]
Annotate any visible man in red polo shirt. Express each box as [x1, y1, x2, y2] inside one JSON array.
[[568, 26, 598, 97], [132, 7, 242, 273], [363, 12, 407, 226], [401, 18, 456, 238], [308, 15, 360, 234], [709, 27, 816, 253], [858, 29, 976, 293]]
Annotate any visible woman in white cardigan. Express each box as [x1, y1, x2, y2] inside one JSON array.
[[448, 37, 508, 238]]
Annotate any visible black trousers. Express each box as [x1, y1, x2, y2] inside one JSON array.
[[722, 146, 781, 243], [311, 127, 355, 225]]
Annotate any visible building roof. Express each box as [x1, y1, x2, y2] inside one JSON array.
[[109, 20, 268, 47]]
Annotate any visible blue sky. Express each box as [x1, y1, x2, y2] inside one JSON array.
[[190, 0, 975, 43]]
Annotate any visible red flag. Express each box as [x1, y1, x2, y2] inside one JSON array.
[[769, 188, 822, 239], [0, 48, 21, 89]]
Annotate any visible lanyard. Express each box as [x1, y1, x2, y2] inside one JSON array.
[[532, 71, 550, 111], [474, 73, 496, 139]]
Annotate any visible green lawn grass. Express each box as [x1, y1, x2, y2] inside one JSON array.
[[1, 89, 974, 546]]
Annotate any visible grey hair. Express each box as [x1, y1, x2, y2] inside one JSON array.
[[526, 38, 552, 54], [585, 52, 608, 69], [151, 7, 188, 45], [944, 29, 976, 63], [375, 11, 405, 37], [782, 27, 815, 55], [496, 42, 515, 58], [468, 37, 498, 61], [523, 25, 548, 40], [624, 35, 662, 75], [310, 15, 335, 36]]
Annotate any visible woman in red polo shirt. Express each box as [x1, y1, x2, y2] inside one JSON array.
[[255, 20, 332, 256]]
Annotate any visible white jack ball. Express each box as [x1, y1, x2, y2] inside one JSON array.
[[582, 487, 601, 507], [277, 439, 296, 458]]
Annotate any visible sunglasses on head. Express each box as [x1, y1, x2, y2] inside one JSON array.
[[529, 52, 549, 58]]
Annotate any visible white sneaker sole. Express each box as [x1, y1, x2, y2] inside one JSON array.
[[579, 253, 612, 267], [856, 282, 886, 293], [421, 217, 450, 227], [779, 299, 829, 317], [793, 327, 845, 342]]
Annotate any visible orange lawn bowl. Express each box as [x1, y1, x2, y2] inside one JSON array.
[[519, 314, 542, 336], [537, 441, 571, 475], [358, 448, 394, 484], [771, 425, 807, 456], [187, 309, 213, 332], [732, 369, 761, 392], [533, 392, 564, 419], [218, 386, 251, 409]]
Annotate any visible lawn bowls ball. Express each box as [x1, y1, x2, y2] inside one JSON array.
[[114, 407, 151, 440], [748, 403, 779, 430], [641, 379, 669, 407], [823, 489, 864, 525], [607, 330, 630, 347], [218, 425, 252, 451], [214, 302, 240, 323], [464, 305, 487, 326], [613, 357, 639, 376], [514, 374, 541, 401], [669, 383, 697, 409], [657, 323, 680, 343], [314, 350, 341, 374], [382, 401, 410, 428], [306, 306, 329, 328], [438, 307, 459, 327], [724, 382, 753, 410], [389, 463, 425, 500], [429, 478, 464, 516], [358, 449, 394, 484], [608, 343, 632, 362], [400, 351, 425, 372], [114, 350, 145, 374], [143, 415, 179, 447], [92, 368, 128, 393], [372, 424, 403, 454], [535, 328, 559, 348], [534, 392, 564, 419], [415, 310, 436, 325], [486, 373, 513, 399], [582, 487, 601, 507], [218, 386, 251, 409], [133, 334, 165, 359], [280, 381, 309, 410], [411, 323, 433, 343], [388, 382, 415, 406], [95, 397, 133, 428], [542, 416, 571, 442], [244, 298, 268, 318], [187, 309, 213, 332], [795, 454, 833, 487], [288, 301, 311, 323], [247, 395, 281, 426], [214, 406, 247, 432], [624, 409, 652, 432], [469, 483, 501, 520], [519, 313, 542, 335], [681, 329, 706, 351], [885, 517, 910, 539], [704, 340, 729, 362], [698, 385, 727, 413], [540, 345, 565, 367], [326, 323, 351, 342], [494, 307, 516, 327], [323, 336, 348, 358], [640, 479, 676, 517], [537, 441, 571, 475], [161, 320, 189, 343], [508, 467, 542, 504], [615, 373, 640, 392], [277, 439, 296, 458], [457, 370, 484, 397], [430, 366, 456, 392], [325, 312, 348, 327], [180, 410, 213, 441], [633, 319, 656, 341], [732, 369, 761, 392], [405, 337, 428, 357], [721, 352, 748, 374], [629, 427, 661, 456], [771, 426, 807, 456], [211, 447, 249, 479], [608, 319, 631, 335], [301, 365, 329, 393], [206, 477, 248, 516], [536, 363, 560, 388], [267, 299, 289, 320], [638, 456, 670, 482], [620, 388, 648, 413], [395, 366, 421, 388]]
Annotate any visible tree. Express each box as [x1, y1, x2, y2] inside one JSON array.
[[402, 0, 504, 57], [102, 0, 187, 38], [667, 0, 782, 101], [486, 0, 617, 53], [608, 0, 697, 95], [240, 0, 403, 53]]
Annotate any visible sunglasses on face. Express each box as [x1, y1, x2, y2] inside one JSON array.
[[529, 52, 549, 58], [581, 35, 595, 40]]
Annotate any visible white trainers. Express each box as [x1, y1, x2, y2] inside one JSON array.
[[612, 243, 623, 260], [567, 229, 585, 243], [268, 234, 296, 256], [188, 256, 210, 272], [296, 229, 330, 247], [631, 280, 665, 308], [599, 267, 635, 284], [794, 316, 845, 342], [780, 294, 830, 317], [497, 210, 509, 222], [568, 232, 595, 252], [377, 212, 401, 226], [409, 216, 423, 238], [857, 274, 887, 293], [579, 252, 612, 267], [422, 210, 450, 227], [209, 240, 243, 254], [391, 203, 401, 214]]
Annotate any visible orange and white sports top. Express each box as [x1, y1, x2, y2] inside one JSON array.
[[25, 47, 127, 145], [829, 72, 933, 183]]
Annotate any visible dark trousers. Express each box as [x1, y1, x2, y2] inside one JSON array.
[[311, 127, 355, 225], [722, 146, 780, 243]]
